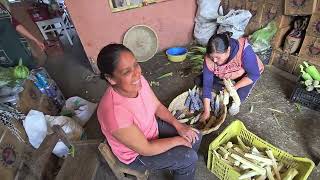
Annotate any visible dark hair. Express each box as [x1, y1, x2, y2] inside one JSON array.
[[206, 32, 233, 54], [97, 44, 132, 79]]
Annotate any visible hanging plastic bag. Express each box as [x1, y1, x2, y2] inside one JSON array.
[[195, 0, 222, 21], [249, 21, 278, 53], [217, 9, 252, 39], [62, 96, 97, 127]]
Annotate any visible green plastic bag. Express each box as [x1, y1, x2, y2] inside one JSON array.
[[249, 21, 278, 53]]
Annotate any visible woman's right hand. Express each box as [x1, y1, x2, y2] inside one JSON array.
[[176, 136, 192, 148], [200, 110, 210, 122]]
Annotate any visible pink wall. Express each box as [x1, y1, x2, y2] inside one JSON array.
[[65, 0, 197, 62]]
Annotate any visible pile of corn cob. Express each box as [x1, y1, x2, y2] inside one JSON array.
[[187, 45, 206, 73], [300, 62, 320, 93], [214, 138, 299, 180]]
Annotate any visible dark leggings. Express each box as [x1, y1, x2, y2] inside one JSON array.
[[128, 120, 203, 180]]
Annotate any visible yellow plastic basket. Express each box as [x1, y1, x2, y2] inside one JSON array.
[[207, 120, 315, 180]]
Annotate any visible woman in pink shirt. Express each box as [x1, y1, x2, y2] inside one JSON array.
[[97, 44, 202, 180]]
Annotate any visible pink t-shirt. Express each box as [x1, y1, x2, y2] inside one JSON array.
[[97, 76, 159, 164]]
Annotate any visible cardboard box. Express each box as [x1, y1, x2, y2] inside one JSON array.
[[16, 80, 59, 115], [271, 26, 292, 49], [244, 0, 264, 35], [293, 57, 320, 75], [260, 3, 281, 28], [298, 35, 320, 65], [245, 0, 284, 35], [284, 0, 317, 15], [274, 15, 295, 28], [222, 0, 246, 14], [0, 123, 27, 180], [306, 13, 320, 37], [245, 0, 264, 24], [271, 49, 299, 73]]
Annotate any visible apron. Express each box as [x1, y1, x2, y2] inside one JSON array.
[[0, 6, 34, 68], [205, 38, 264, 80]]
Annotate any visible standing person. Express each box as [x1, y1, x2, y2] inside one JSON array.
[[200, 32, 264, 120], [97, 44, 202, 180], [0, 3, 45, 68]]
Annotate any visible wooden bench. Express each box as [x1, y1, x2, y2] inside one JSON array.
[[98, 143, 149, 180]]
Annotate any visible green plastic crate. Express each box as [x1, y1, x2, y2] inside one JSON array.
[[207, 120, 315, 180]]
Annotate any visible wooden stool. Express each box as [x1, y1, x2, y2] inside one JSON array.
[[98, 143, 149, 180]]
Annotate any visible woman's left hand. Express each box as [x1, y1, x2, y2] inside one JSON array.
[[175, 123, 199, 144], [34, 39, 45, 51]]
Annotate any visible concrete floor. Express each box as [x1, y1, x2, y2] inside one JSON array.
[[45, 31, 320, 180]]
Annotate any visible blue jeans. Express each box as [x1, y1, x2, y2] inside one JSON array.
[[128, 120, 203, 180]]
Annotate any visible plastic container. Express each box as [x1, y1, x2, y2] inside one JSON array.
[[207, 120, 315, 180], [166, 47, 188, 62], [290, 82, 320, 111]]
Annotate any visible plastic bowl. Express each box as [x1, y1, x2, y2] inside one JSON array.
[[166, 47, 188, 62]]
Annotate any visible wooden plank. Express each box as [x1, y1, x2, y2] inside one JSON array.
[[55, 140, 101, 180]]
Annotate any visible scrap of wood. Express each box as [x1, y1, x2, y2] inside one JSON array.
[[231, 154, 266, 175], [237, 136, 250, 152], [256, 174, 267, 180], [226, 141, 233, 149], [251, 147, 263, 156], [250, 105, 254, 113], [240, 163, 251, 170], [234, 147, 246, 157], [221, 157, 233, 166], [272, 113, 281, 127], [282, 168, 298, 180], [266, 150, 281, 180], [244, 153, 273, 165], [250, 101, 266, 104], [229, 147, 246, 158], [219, 147, 229, 156], [268, 108, 284, 114], [239, 170, 260, 180], [213, 150, 221, 159], [156, 72, 173, 79], [234, 161, 241, 167], [266, 166, 275, 180]]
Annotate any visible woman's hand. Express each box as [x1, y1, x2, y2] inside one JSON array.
[[175, 136, 192, 148], [34, 39, 45, 51], [200, 110, 210, 122], [175, 123, 199, 144]]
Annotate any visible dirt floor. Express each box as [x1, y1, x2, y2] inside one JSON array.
[[45, 32, 320, 179]]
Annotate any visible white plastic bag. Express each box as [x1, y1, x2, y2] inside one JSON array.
[[45, 115, 84, 158], [194, 0, 223, 45], [195, 0, 222, 21], [64, 96, 97, 126], [217, 9, 252, 39], [23, 110, 47, 149], [52, 141, 69, 158]]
